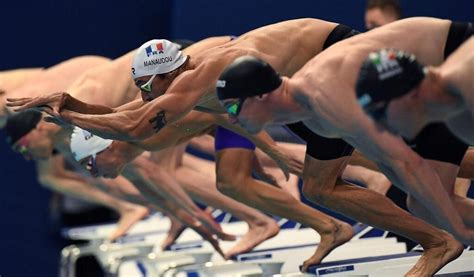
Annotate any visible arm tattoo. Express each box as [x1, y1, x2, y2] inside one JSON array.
[[149, 110, 167, 133]]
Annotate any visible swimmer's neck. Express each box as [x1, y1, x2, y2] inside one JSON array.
[[418, 68, 465, 121], [284, 78, 316, 122], [260, 77, 313, 125]]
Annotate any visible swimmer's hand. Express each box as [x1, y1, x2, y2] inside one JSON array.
[[190, 219, 227, 259], [6, 92, 69, 115], [43, 111, 71, 128], [274, 148, 304, 179], [197, 210, 236, 242], [252, 153, 279, 186]]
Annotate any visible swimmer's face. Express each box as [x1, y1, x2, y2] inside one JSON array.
[[382, 80, 433, 139], [92, 146, 125, 178], [220, 95, 270, 134], [11, 136, 33, 160], [135, 70, 179, 102], [79, 154, 99, 177], [12, 128, 53, 160], [78, 147, 116, 178], [365, 8, 398, 30]]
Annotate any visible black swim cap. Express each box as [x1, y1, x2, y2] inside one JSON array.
[[356, 49, 425, 119], [171, 39, 195, 50], [4, 110, 42, 145], [216, 55, 282, 100]]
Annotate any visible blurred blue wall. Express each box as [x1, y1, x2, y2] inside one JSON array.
[[170, 0, 473, 40], [0, 0, 472, 275]]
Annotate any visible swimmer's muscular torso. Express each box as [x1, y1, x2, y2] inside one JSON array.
[[1, 56, 108, 117], [291, 17, 451, 139], [0, 68, 44, 127], [0, 68, 44, 94], [54, 36, 233, 116], [177, 19, 338, 112], [37, 19, 338, 141], [66, 52, 139, 110]]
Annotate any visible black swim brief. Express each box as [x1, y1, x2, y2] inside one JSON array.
[[285, 24, 360, 160], [444, 21, 473, 59], [407, 21, 473, 166]]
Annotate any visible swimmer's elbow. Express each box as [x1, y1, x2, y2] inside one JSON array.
[[125, 122, 150, 142]]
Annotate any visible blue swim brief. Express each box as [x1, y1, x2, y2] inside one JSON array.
[[214, 126, 256, 151]]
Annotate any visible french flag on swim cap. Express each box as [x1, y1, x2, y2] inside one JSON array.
[[145, 43, 165, 57]]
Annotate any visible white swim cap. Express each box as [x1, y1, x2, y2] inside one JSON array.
[[70, 127, 112, 161], [131, 39, 188, 79]]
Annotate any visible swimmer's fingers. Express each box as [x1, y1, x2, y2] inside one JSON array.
[[7, 92, 67, 112], [284, 151, 304, 177], [276, 158, 291, 181], [198, 210, 236, 241], [6, 97, 32, 103], [290, 155, 304, 176], [254, 169, 279, 186], [192, 221, 226, 258], [5, 97, 36, 109], [252, 152, 280, 186], [7, 97, 55, 112]]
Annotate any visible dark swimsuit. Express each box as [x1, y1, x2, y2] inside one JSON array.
[[287, 22, 473, 165], [286, 24, 360, 160]]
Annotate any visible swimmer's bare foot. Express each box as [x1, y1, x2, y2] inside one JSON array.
[[224, 219, 280, 259], [161, 216, 187, 250], [405, 231, 463, 277], [301, 221, 354, 272], [108, 206, 149, 241]]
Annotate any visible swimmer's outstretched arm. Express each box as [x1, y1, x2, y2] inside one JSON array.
[[349, 116, 473, 243], [36, 156, 147, 218], [64, 96, 144, 114], [7, 92, 144, 115], [61, 58, 230, 139]]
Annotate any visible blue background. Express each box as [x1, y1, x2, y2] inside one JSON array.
[[0, 0, 472, 275]]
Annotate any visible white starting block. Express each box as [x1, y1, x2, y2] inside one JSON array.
[[147, 225, 406, 276], [61, 213, 170, 241], [117, 250, 215, 276], [59, 221, 248, 277], [370, 249, 474, 277], [61, 209, 236, 242], [304, 249, 474, 276]]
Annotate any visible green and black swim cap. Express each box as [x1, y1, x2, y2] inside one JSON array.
[[5, 110, 42, 145], [356, 49, 426, 120], [216, 55, 282, 100]]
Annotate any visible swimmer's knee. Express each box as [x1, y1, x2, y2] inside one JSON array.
[[216, 179, 244, 198], [302, 179, 332, 206], [216, 165, 250, 197]]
